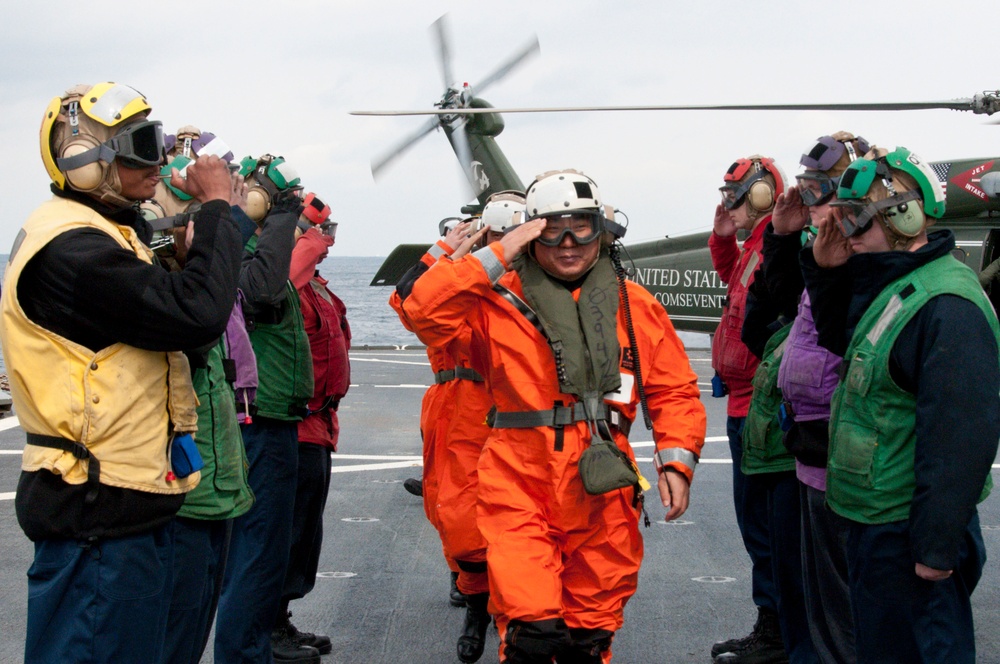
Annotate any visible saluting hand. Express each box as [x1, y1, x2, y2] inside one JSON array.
[[499, 219, 545, 265], [812, 210, 853, 268], [169, 155, 233, 204], [771, 186, 809, 235], [712, 204, 737, 238], [443, 221, 473, 251], [451, 226, 487, 260], [230, 172, 249, 211]]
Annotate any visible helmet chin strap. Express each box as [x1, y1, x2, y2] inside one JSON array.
[[92, 161, 135, 211]]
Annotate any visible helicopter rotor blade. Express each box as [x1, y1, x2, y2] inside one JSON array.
[[370, 116, 441, 180], [353, 97, 993, 117], [431, 14, 455, 90], [470, 36, 541, 96], [449, 119, 478, 199]]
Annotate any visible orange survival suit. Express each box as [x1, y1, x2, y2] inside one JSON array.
[[403, 242, 706, 662], [389, 239, 493, 596]]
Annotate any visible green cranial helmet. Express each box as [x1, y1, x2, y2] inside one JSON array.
[[833, 147, 946, 240], [882, 147, 946, 219], [836, 147, 945, 218]]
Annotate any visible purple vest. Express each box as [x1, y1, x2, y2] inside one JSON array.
[[777, 290, 841, 422], [224, 292, 258, 423]]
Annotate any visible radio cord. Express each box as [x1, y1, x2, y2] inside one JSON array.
[[610, 242, 652, 430]]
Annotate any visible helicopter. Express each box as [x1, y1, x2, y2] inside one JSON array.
[[359, 15, 1000, 334]]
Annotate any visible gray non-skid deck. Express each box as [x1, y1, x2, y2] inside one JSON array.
[[0, 348, 998, 663]]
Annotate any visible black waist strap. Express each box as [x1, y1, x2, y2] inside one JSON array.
[[26, 432, 101, 505], [434, 367, 484, 384], [492, 402, 631, 437]]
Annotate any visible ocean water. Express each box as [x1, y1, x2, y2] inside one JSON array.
[[318, 256, 418, 347]]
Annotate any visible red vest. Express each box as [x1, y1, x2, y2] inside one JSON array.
[[297, 276, 351, 448], [710, 219, 769, 417]]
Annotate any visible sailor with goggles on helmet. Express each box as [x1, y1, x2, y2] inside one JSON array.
[[2, 82, 243, 664], [803, 146, 1000, 663], [402, 170, 705, 662]]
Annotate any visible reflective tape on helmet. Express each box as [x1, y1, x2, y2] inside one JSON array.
[[654, 448, 698, 474], [196, 134, 234, 162], [81, 83, 150, 127]]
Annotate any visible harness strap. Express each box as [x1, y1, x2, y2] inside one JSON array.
[[25, 432, 101, 505], [492, 402, 631, 437], [493, 285, 546, 338], [433, 367, 484, 384]]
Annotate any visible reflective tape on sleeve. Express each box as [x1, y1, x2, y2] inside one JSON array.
[[428, 244, 446, 259], [655, 448, 698, 474], [473, 246, 505, 285]]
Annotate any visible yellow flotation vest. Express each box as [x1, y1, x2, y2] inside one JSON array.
[[0, 197, 200, 495]]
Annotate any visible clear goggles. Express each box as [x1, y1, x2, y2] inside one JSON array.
[[536, 213, 602, 247], [795, 172, 838, 207], [718, 170, 766, 210], [830, 191, 921, 238], [109, 120, 165, 167]]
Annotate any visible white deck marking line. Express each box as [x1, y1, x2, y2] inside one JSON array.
[[0, 492, 15, 501], [630, 436, 727, 447], [350, 358, 430, 367], [331, 460, 421, 473], [0, 416, 21, 432], [335, 454, 422, 461], [351, 352, 427, 357], [373, 384, 430, 389]]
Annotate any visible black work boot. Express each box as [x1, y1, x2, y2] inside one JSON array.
[[712, 606, 781, 659], [279, 610, 332, 655], [457, 592, 491, 663], [271, 625, 321, 663], [450, 571, 467, 607], [556, 627, 614, 663], [712, 608, 788, 664], [403, 477, 423, 496]]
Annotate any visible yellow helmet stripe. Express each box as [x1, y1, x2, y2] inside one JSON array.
[[39, 96, 66, 189]]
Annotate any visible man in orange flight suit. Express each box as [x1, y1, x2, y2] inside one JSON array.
[[403, 171, 706, 663], [390, 210, 507, 663]]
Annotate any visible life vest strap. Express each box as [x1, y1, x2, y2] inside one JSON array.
[[492, 402, 631, 437], [25, 432, 101, 505]]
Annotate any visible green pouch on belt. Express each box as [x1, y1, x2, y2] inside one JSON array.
[[578, 439, 639, 495]]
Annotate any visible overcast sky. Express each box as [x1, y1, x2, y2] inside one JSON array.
[[3, 0, 999, 257]]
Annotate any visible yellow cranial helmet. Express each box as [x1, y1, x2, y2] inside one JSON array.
[[40, 82, 164, 208]]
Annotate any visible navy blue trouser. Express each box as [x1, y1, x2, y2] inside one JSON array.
[[162, 517, 232, 664], [845, 513, 985, 663], [800, 483, 855, 664], [25, 524, 174, 664], [760, 470, 817, 663], [280, 443, 333, 615], [215, 417, 299, 663], [726, 415, 778, 613]]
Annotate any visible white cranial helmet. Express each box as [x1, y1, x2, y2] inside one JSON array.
[[525, 169, 601, 220], [481, 190, 526, 232]]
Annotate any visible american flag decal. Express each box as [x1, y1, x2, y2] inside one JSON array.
[[931, 162, 951, 194]]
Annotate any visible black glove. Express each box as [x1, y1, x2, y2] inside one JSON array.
[[270, 189, 304, 218]]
